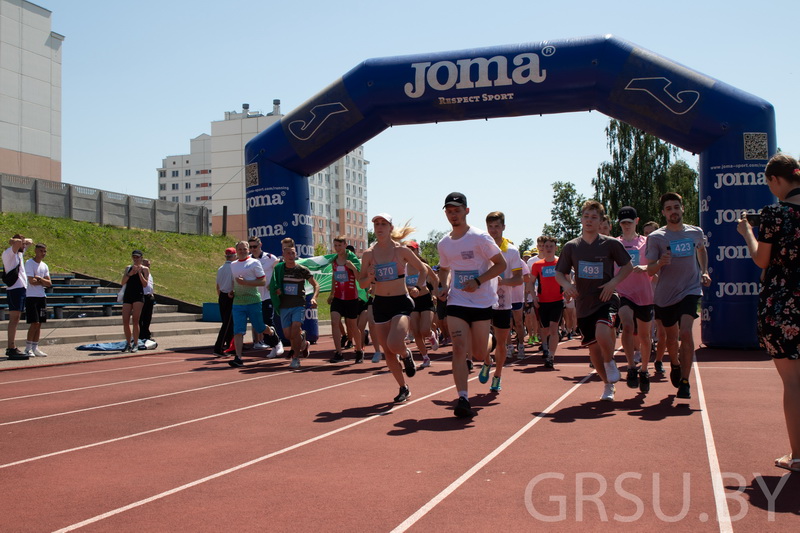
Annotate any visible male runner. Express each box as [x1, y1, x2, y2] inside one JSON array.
[[437, 193, 506, 418], [529, 236, 563, 368], [646, 193, 711, 399], [248, 237, 284, 358], [555, 200, 633, 401]]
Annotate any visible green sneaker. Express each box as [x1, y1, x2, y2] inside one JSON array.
[[490, 376, 502, 392], [479, 363, 491, 384]]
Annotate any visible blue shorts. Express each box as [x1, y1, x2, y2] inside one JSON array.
[[6, 288, 26, 312], [232, 302, 266, 336], [280, 306, 305, 329]]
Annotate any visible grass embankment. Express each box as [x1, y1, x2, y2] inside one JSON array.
[[0, 212, 332, 319]]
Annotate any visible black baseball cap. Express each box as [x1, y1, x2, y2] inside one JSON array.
[[443, 192, 467, 208], [617, 206, 638, 223]]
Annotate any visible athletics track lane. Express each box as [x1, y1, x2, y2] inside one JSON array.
[[0, 325, 797, 532]]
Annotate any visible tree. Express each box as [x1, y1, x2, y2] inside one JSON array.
[[593, 119, 698, 231], [518, 237, 534, 256], [314, 242, 328, 256], [541, 181, 586, 245], [419, 229, 447, 266]]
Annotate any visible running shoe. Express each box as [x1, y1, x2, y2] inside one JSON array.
[[267, 341, 284, 359], [33, 348, 49, 357], [403, 349, 416, 378], [654, 360, 664, 374], [228, 357, 244, 368], [394, 385, 410, 403], [626, 367, 639, 389], [639, 371, 650, 394], [371, 351, 383, 363], [466, 359, 474, 372], [454, 397, 477, 418], [289, 357, 301, 369], [300, 340, 310, 358], [670, 364, 682, 388], [567, 331, 573, 341], [542, 347, 550, 359], [634, 350, 641, 364], [430, 332, 439, 351], [526, 336, 534, 346], [131, 343, 139, 353], [677, 378, 691, 399], [340, 334, 349, 349], [490, 376, 502, 392], [517, 342, 525, 356], [253, 341, 268, 350], [600, 382, 615, 401], [329, 352, 345, 363], [544, 357, 554, 369], [604, 360, 620, 383], [479, 363, 491, 384], [121, 343, 132, 353], [419, 356, 431, 369], [354, 350, 364, 364]]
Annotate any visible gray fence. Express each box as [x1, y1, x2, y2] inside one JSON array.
[[0, 174, 210, 235]]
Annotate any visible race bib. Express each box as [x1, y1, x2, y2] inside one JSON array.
[[542, 265, 556, 278], [375, 262, 399, 282], [405, 274, 419, 287], [283, 282, 299, 296], [670, 238, 694, 258], [333, 269, 349, 283], [578, 261, 603, 280], [628, 249, 640, 266], [454, 270, 479, 290]]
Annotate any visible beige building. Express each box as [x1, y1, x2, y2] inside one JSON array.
[[0, 0, 63, 181]]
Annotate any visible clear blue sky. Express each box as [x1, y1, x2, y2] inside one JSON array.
[[49, 0, 798, 247]]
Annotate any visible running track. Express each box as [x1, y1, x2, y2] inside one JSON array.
[[1, 323, 797, 532]]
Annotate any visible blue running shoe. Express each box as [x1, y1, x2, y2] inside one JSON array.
[[479, 363, 491, 384], [490, 376, 502, 391]]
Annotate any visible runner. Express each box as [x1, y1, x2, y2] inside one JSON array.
[[228, 241, 283, 368], [646, 193, 711, 399], [269, 240, 319, 370], [615, 206, 655, 393], [555, 200, 633, 401], [248, 237, 284, 358], [437, 193, 506, 417], [529, 236, 564, 368], [482, 211, 523, 391], [404, 240, 438, 369], [327, 235, 364, 363], [358, 214, 426, 402], [643, 220, 666, 373], [510, 255, 529, 360]]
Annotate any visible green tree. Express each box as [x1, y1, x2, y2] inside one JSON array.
[[541, 181, 586, 245], [518, 237, 534, 256], [367, 230, 376, 246], [419, 229, 447, 265], [314, 242, 328, 256], [593, 119, 698, 230]]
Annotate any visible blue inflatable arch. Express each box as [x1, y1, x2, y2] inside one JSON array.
[[245, 34, 775, 348]]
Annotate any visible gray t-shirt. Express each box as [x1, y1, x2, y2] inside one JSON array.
[[645, 224, 705, 307], [555, 235, 631, 318]]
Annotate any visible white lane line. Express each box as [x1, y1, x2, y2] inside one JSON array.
[[0, 359, 184, 385], [391, 372, 595, 533], [693, 361, 733, 533], [695, 366, 772, 371], [0, 370, 387, 470], [51, 382, 460, 533]]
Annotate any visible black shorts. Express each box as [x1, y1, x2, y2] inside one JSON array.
[[511, 302, 523, 311], [538, 300, 564, 328], [436, 298, 447, 320], [491, 308, 512, 329], [261, 299, 276, 327], [372, 294, 414, 324], [619, 297, 654, 323], [446, 305, 492, 325], [6, 287, 26, 312], [412, 293, 435, 313], [25, 297, 47, 324], [330, 297, 361, 320], [655, 294, 700, 328], [123, 289, 145, 305], [578, 296, 619, 346]]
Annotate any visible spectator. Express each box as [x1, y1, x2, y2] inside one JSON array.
[[24, 243, 52, 357], [139, 258, 155, 341], [3, 234, 32, 360], [737, 153, 800, 472], [120, 250, 149, 353], [213, 247, 236, 356]]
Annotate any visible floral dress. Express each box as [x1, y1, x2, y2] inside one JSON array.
[[757, 202, 800, 359]]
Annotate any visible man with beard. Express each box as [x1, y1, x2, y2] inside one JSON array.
[[646, 192, 711, 400]]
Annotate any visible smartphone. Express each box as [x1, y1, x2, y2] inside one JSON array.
[[747, 214, 761, 227]]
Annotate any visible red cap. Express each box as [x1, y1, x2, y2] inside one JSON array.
[[225, 247, 236, 255], [405, 240, 419, 249]]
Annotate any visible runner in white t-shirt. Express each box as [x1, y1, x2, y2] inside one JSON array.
[[248, 237, 283, 358], [437, 193, 506, 418]]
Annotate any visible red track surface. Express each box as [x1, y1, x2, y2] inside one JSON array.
[[1, 323, 798, 532]]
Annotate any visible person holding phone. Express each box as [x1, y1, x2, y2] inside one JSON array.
[[737, 153, 800, 473]]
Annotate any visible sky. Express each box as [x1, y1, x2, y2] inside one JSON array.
[[47, 0, 798, 247]]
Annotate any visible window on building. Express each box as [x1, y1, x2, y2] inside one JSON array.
[[172, 170, 179, 177], [171, 183, 179, 190], [185, 169, 191, 176], [159, 196, 166, 201], [159, 184, 166, 191], [158, 170, 165, 178], [185, 182, 191, 189], [185, 195, 191, 202], [346, 212, 350, 220], [171, 196, 178, 202]]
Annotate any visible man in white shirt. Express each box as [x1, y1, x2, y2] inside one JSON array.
[[248, 237, 283, 358], [3, 234, 32, 360], [25, 243, 52, 356]]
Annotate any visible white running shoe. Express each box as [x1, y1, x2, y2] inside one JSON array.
[[267, 341, 284, 359], [634, 350, 642, 364], [253, 342, 268, 350], [33, 348, 48, 357], [430, 333, 439, 351], [601, 382, 615, 401], [420, 356, 431, 369], [604, 360, 621, 383]]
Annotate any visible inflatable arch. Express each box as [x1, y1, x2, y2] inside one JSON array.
[[245, 34, 775, 348]]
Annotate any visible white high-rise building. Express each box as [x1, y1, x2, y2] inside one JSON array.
[[157, 102, 369, 252], [0, 0, 63, 181]]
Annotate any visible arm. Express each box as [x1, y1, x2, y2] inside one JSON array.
[[308, 276, 319, 308], [695, 242, 712, 287], [357, 251, 375, 289], [737, 216, 771, 269], [499, 268, 523, 287], [462, 252, 507, 293], [437, 266, 451, 301], [555, 271, 577, 300], [599, 262, 633, 302]]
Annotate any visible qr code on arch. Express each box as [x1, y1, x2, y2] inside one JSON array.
[[743, 133, 768, 160], [245, 163, 259, 188]]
